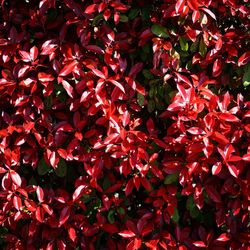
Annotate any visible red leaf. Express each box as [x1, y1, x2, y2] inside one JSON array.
[[33, 96, 44, 110], [47, 150, 59, 168], [85, 45, 104, 54], [84, 4, 97, 14], [102, 224, 118, 234], [187, 127, 205, 135], [175, 73, 191, 86], [125, 179, 134, 196], [193, 241, 206, 248], [19, 50, 31, 62], [140, 177, 152, 191], [118, 230, 136, 238], [175, 0, 185, 13], [131, 238, 142, 250], [41, 40, 58, 55], [68, 227, 77, 242], [62, 80, 74, 98], [122, 111, 130, 127], [216, 233, 230, 241], [215, 38, 223, 51], [24, 200, 37, 212], [129, 63, 143, 78], [72, 185, 87, 201], [227, 164, 239, 178], [38, 72, 55, 82], [219, 113, 239, 122], [187, 0, 200, 11], [192, 10, 200, 23], [36, 186, 44, 203], [211, 132, 229, 145], [30, 46, 38, 61], [59, 61, 77, 76], [212, 162, 222, 175], [201, 7, 216, 20], [125, 77, 145, 95], [18, 65, 30, 78], [205, 185, 221, 203], [212, 59, 223, 77], [238, 51, 250, 66], [109, 79, 125, 93], [242, 154, 250, 162], [42, 204, 53, 215], [10, 170, 22, 186], [35, 206, 44, 223], [110, 2, 129, 11], [92, 68, 106, 79], [59, 206, 71, 227], [13, 196, 22, 210]]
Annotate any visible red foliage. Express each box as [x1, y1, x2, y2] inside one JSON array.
[[0, 0, 249, 249]]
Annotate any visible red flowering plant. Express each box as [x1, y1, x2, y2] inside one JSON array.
[[0, 0, 249, 249]]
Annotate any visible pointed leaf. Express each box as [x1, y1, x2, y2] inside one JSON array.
[[62, 80, 74, 98], [72, 185, 87, 201], [59, 206, 70, 227], [36, 186, 44, 203], [118, 230, 136, 238], [228, 164, 239, 178], [10, 171, 22, 186], [59, 61, 77, 76]]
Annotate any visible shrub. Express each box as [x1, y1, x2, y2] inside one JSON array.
[[0, 0, 249, 249]]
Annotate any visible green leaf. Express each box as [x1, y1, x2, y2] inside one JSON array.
[[119, 15, 128, 22], [103, 176, 111, 190], [143, 69, 154, 79], [92, 13, 103, 26], [199, 38, 207, 57], [186, 196, 202, 219], [137, 93, 145, 107], [28, 176, 37, 185], [44, 95, 52, 110], [147, 100, 155, 113], [164, 173, 179, 184], [141, 7, 151, 23], [186, 196, 195, 211], [118, 207, 125, 215], [151, 24, 169, 38], [37, 158, 50, 175], [54, 158, 67, 177], [149, 87, 155, 98], [180, 37, 188, 51], [128, 8, 140, 19], [108, 210, 115, 224], [142, 44, 151, 54], [172, 208, 180, 223], [243, 63, 250, 87], [190, 39, 199, 53]]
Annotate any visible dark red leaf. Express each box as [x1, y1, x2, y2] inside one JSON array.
[[59, 206, 71, 227]]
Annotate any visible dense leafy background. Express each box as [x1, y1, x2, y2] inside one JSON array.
[[0, 0, 249, 249]]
